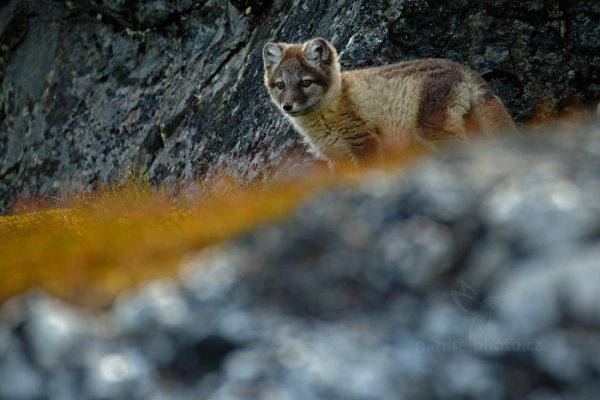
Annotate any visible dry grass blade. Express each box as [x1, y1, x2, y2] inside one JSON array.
[[0, 148, 424, 309]]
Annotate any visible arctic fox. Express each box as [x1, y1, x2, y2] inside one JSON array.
[[262, 37, 515, 163]]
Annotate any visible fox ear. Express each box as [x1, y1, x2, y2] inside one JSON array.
[[263, 43, 283, 69], [303, 38, 332, 64]]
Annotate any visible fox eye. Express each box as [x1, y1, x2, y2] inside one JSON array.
[[275, 82, 285, 90], [301, 80, 313, 88]]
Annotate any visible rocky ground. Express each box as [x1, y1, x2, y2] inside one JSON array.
[[2, 121, 600, 399], [1, 0, 599, 211]]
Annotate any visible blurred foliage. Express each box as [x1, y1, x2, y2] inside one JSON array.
[[0, 150, 422, 309], [0, 176, 323, 308]]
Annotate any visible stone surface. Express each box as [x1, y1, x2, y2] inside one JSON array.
[[2, 122, 600, 399], [0, 0, 599, 212]]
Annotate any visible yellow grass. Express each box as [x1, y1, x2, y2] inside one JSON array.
[[0, 148, 423, 309]]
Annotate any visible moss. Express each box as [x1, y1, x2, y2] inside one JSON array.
[[0, 170, 325, 308], [0, 148, 424, 309]]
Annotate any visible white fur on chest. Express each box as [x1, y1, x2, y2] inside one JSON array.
[[289, 112, 353, 159]]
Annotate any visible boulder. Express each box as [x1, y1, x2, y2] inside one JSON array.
[[0, 0, 598, 212], [1, 122, 600, 399]]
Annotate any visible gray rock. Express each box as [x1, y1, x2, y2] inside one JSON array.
[[1, 0, 599, 212], [83, 348, 155, 400], [0, 334, 43, 400], [24, 295, 92, 371], [3, 123, 600, 398]]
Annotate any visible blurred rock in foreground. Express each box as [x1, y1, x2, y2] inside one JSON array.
[[2, 122, 600, 399]]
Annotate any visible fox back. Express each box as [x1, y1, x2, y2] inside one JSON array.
[[263, 38, 515, 163]]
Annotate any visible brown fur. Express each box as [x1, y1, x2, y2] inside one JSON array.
[[466, 91, 516, 134], [263, 38, 516, 163], [417, 63, 464, 140]]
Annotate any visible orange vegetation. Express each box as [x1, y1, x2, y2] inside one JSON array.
[[0, 149, 422, 309]]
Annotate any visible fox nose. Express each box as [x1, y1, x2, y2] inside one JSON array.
[[282, 103, 293, 112]]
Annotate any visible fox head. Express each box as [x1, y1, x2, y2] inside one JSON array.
[[262, 38, 340, 117]]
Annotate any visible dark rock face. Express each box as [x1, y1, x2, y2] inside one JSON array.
[[2, 122, 600, 399], [385, 0, 600, 119], [1, 0, 599, 211]]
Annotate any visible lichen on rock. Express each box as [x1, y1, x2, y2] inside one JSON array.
[[0, 0, 598, 212]]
